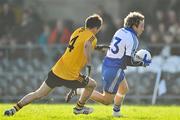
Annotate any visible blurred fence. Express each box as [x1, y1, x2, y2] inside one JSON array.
[[0, 44, 180, 104]]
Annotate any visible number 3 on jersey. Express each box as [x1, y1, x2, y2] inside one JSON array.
[[111, 37, 122, 54], [68, 36, 78, 52]]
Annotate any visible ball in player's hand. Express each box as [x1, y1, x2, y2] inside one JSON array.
[[134, 49, 151, 62]]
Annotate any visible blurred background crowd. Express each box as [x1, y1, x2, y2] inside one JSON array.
[[0, 0, 180, 104]]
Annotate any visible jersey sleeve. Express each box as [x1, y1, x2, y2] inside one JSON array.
[[85, 35, 97, 49], [91, 37, 97, 49]]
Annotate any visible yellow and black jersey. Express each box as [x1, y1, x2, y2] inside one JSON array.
[[52, 27, 97, 80]]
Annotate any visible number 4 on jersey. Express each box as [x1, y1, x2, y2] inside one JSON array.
[[68, 36, 78, 52]]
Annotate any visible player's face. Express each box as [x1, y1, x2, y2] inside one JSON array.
[[136, 20, 144, 36]]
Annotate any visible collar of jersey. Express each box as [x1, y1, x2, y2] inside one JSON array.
[[124, 27, 137, 36]]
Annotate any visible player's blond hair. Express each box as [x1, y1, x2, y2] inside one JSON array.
[[124, 12, 144, 28]]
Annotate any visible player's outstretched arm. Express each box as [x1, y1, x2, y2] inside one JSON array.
[[95, 44, 110, 51]]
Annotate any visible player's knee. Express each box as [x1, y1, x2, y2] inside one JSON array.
[[29, 91, 40, 99], [91, 80, 97, 88], [33, 92, 42, 99], [34, 91, 48, 99], [88, 79, 97, 88]]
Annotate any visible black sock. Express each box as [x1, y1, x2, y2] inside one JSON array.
[[76, 101, 85, 109], [13, 103, 22, 112]]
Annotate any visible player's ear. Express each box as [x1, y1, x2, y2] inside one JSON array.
[[132, 25, 138, 33], [132, 24, 137, 29], [91, 27, 98, 34]]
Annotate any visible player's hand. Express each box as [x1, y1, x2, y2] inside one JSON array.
[[86, 64, 91, 76], [142, 54, 151, 67], [95, 44, 110, 51]]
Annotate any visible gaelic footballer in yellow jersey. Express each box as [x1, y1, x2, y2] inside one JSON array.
[[4, 14, 103, 116], [52, 27, 97, 80]]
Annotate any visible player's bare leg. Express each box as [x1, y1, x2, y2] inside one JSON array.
[[113, 79, 129, 117], [90, 90, 115, 105], [74, 78, 96, 115], [66, 87, 115, 105], [4, 82, 53, 116]]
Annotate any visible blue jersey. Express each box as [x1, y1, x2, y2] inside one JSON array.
[[103, 27, 139, 69], [102, 27, 139, 94]]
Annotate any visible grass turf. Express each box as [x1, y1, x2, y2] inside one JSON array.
[[0, 104, 180, 120]]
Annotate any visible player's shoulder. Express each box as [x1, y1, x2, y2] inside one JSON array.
[[116, 28, 132, 36], [72, 27, 96, 42], [71, 27, 86, 39], [73, 27, 93, 36], [114, 28, 132, 40], [73, 27, 85, 34]]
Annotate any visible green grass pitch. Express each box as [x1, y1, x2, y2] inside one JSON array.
[[0, 104, 180, 120]]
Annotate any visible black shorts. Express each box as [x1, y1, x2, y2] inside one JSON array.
[[45, 71, 89, 89]]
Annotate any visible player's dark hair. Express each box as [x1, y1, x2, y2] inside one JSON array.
[[124, 12, 144, 28], [85, 14, 103, 29]]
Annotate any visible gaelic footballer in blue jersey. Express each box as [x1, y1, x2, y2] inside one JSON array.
[[90, 11, 151, 117]]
